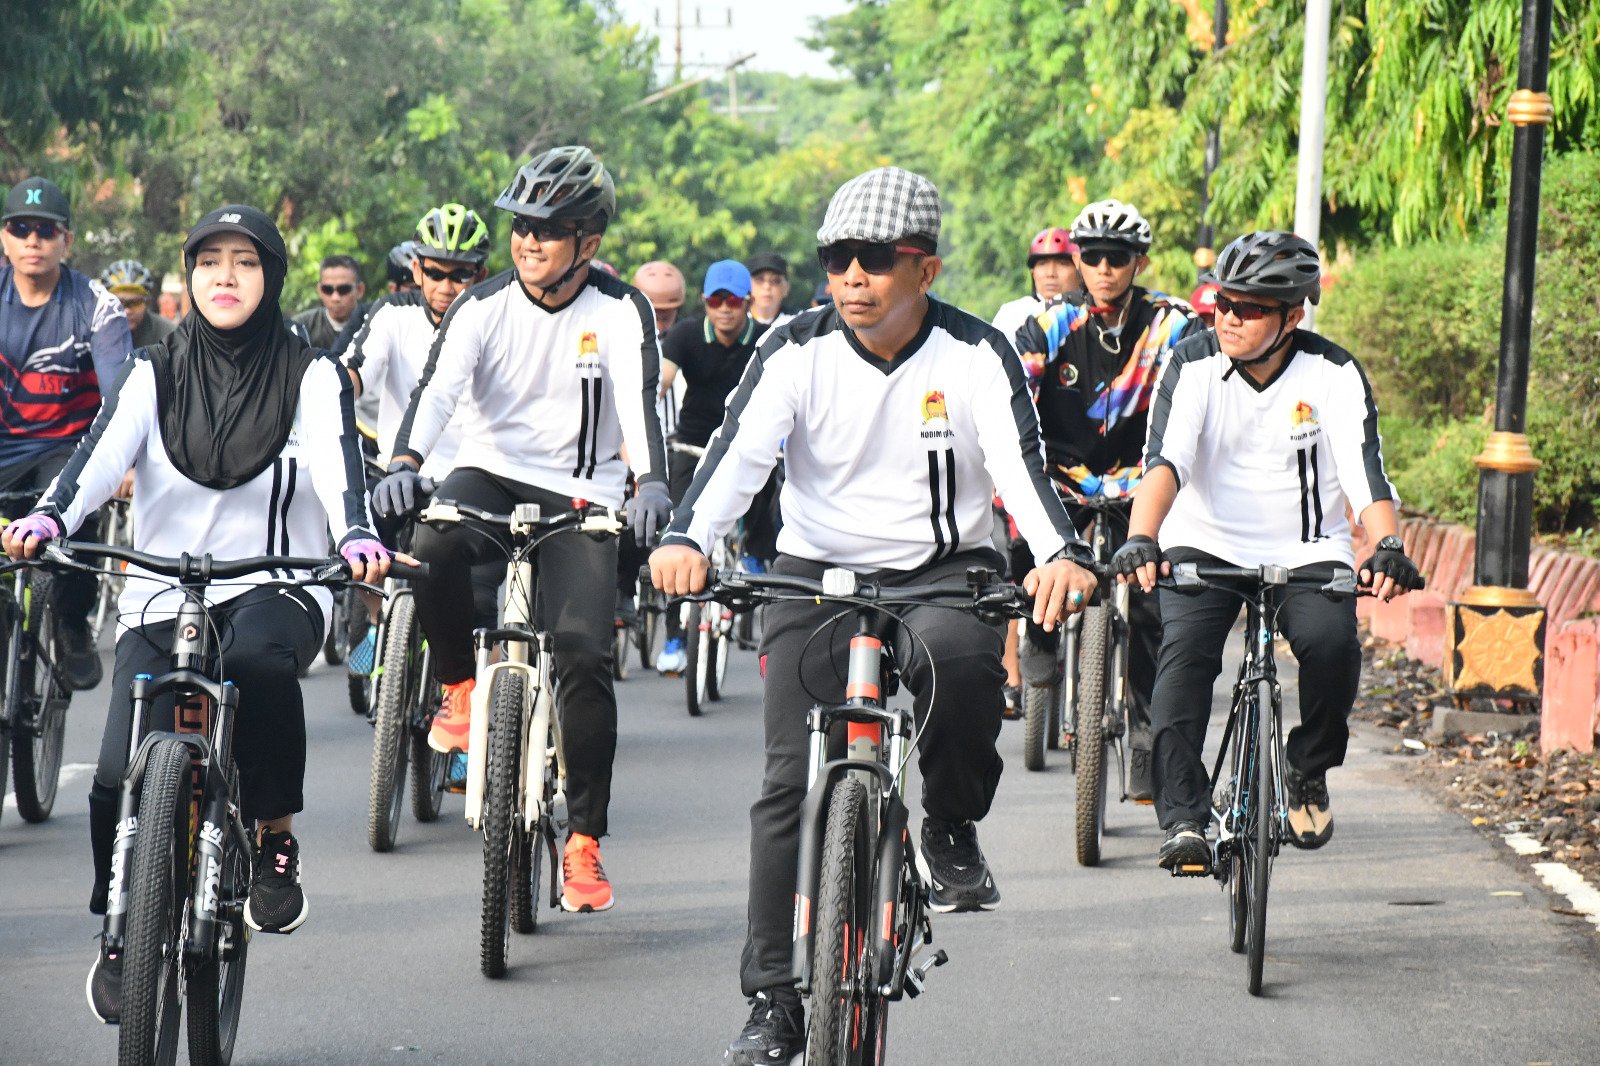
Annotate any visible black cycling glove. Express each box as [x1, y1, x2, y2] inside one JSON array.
[[372, 461, 424, 519], [1110, 534, 1162, 580], [1358, 540, 1425, 591]]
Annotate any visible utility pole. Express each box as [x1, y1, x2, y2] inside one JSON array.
[[1292, 0, 1331, 331], [1195, 0, 1227, 280]]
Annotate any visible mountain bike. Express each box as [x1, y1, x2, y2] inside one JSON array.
[[688, 565, 1030, 1063], [1162, 561, 1364, 996], [0, 489, 70, 826], [25, 540, 419, 1065], [418, 497, 621, 978]]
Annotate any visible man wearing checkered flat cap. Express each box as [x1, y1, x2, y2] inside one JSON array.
[[650, 165, 1098, 1062]]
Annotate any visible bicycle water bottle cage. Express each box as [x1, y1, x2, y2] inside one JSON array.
[[510, 503, 542, 535], [822, 568, 857, 597]]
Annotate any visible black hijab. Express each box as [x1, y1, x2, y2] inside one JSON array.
[[148, 205, 320, 490]]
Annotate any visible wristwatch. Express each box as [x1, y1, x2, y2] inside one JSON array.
[[1376, 535, 1405, 553]]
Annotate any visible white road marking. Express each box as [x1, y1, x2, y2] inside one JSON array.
[[1532, 862, 1600, 931], [1504, 831, 1548, 856]]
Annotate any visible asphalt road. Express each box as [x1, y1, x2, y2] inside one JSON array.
[[4, 628, 1600, 1065]]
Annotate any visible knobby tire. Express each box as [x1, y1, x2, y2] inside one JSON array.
[[683, 605, 704, 717], [186, 814, 251, 1066], [368, 596, 418, 852], [118, 739, 190, 1066], [1074, 605, 1110, 867], [1021, 681, 1054, 771], [806, 777, 882, 1066], [480, 671, 525, 978], [12, 582, 66, 823]]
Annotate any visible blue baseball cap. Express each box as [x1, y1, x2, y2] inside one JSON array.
[[702, 259, 752, 299]]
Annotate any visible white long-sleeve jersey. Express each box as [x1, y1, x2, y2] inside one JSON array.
[[393, 267, 667, 505], [661, 300, 1088, 572], [340, 291, 466, 478], [38, 354, 375, 629], [1144, 329, 1399, 569]]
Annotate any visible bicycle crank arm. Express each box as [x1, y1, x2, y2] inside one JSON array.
[[903, 948, 949, 999]]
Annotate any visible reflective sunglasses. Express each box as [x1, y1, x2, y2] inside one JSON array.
[[320, 283, 355, 296], [419, 263, 478, 284], [1214, 294, 1286, 322], [1078, 248, 1134, 269], [510, 216, 577, 242], [703, 291, 746, 310], [816, 241, 929, 276], [4, 219, 61, 241]]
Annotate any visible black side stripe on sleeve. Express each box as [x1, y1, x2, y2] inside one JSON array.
[[392, 270, 513, 462], [324, 352, 372, 533], [980, 328, 1077, 549], [1349, 357, 1394, 505], [42, 354, 142, 525], [1143, 331, 1218, 490], [627, 288, 667, 482], [666, 345, 780, 538]]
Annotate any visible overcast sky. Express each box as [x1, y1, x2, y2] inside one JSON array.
[[610, 0, 851, 79]]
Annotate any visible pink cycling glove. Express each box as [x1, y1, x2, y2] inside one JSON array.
[[339, 538, 391, 569]]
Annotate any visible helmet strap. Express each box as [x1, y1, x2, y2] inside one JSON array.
[[1222, 314, 1295, 379], [526, 229, 591, 308]]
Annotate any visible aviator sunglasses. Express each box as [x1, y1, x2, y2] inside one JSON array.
[[816, 241, 929, 276], [419, 263, 479, 284], [4, 219, 61, 241], [1214, 294, 1287, 322]]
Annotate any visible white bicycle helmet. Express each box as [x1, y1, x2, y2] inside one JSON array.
[[1070, 199, 1152, 253]]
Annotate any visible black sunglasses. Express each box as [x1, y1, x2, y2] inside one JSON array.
[[419, 263, 478, 284], [816, 241, 928, 276], [510, 216, 577, 242], [320, 283, 355, 296], [4, 219, 61, 241], [1214, 294, 1287, 322], [1078, 248, 1134, 268]]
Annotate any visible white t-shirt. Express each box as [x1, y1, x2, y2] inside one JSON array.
[[662, 300, 1086, 572], [1145, 330, 1398, 569], [340, 292, 465, 479], [394, 267, 668, 506], [991, 294, 1043, 350]]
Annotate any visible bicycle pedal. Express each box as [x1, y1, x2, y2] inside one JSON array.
[[1171, 863, 1211, 878], [905, 948, 948, 998], [1134, 798, 1155, 806]]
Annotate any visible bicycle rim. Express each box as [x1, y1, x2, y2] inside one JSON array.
[[118, 740, 190, 1066]]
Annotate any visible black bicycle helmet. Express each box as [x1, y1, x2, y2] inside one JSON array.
[[1213, 231, 1322, 306], [414, 203, 490, 265], [494, 145, 615, 232], [1070, 199, 1152, 252], [386, 241, 419, 286]]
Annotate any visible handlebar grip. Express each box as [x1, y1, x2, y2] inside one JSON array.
[[387, 560, 429, 580]]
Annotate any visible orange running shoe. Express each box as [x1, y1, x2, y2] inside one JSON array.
[[560, 833, 614, 913], [427, 680, 474, 754]]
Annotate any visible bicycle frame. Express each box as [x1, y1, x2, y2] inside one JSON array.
[[1209, 583, 1286, 865]]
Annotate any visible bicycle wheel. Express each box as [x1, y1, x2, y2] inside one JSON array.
[[1246, 687, 1276, 996], [706, 608, 730, 701], [480, 670, 525, 978], [636, 584, 659, 671], [1223, 694, 1250, 955], [806, 777, 879, 1065], [511, 754, 553, 936], [187, 813, 252, 1066], [1021, 681, 1054, 772], [368, 597, 419, 852], [11, 588, 66, 823], [410, 641, 446, 823], [322, 589, 348, 666], [1074, 605, 1110, 867], [118, 739, 191, 1066], [612, 623, 630, 681], [683, 605, 704, 717]]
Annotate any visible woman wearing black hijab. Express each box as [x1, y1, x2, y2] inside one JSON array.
[[1, 205, 393, 1020]]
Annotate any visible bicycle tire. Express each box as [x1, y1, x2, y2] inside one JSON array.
[[1020, 682, 1053, 772], [636, 585, 659, 671], [612, 624, 629, 681], [1247, 684, 1275, 996], [706, 609, 730, 701], [322, 590, 348, 666], [480, 670, 525, 978], [806, 777, 879, 1065], [11, 589, 65, 823], [118, 739, 190, 1066], [367, 597, 418, 852], [683, 605, 704, 717], [1074, 605, 1110, 867], [1225, 691, 1249, 955], [1046, 681, 1062, 751], [410, 642, 446, 824], [186, 813, 251, 1066]]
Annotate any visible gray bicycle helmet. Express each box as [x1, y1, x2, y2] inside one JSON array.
[[1213, 231, 1322, 306], [101, 258, 155, 295], [386, 241, 419, 285], [494, 145, 616, 232], [1069, 199, 1152, 252]]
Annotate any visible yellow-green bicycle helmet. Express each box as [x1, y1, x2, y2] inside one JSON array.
[[414, 203, 490, 266]]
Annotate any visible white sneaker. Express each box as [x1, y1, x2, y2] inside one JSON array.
[[656, 637, 687, 675]]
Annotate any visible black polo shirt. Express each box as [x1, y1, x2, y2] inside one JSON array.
[[662, 313, 760, 447]]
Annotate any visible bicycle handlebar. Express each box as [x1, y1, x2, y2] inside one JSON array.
[[32, 539, 428, 583], [1159, 561, 1364, 598], [667, 565, 1034, 619], [420, 498, 622, 536]]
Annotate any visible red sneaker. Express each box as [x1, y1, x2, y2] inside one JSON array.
[[427, 680, 474, 754], [560, 833, 614, 913]]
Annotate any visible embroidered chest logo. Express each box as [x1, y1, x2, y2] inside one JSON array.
[[920, 389, 953, 440], [1057, 362, 1080, 387], [1289, 400, 1319, 443], [575, 331, 601, 374]]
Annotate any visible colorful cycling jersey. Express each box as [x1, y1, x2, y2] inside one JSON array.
[[339, 291, 464, 478], [393, 266, 667, 507], [661, 300, 1089, 572], [1145, 329, 1398, 569], [38, 353, 375, 628], [1014, 288, 1195, 494], [0, 265, 132, 466]]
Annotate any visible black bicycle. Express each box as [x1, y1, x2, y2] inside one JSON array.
[[687, 565, 1029, 1063], [1162, 561, 1365, 996], [0, 489, 70, 826], [26, 541, 419, 1065]]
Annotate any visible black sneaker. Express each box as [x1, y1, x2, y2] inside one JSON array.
[[245, 828, 308, 933], [1001, 684, 1022, 721], [57, 616, 103, 691], [723, 986, 803, 1066], [919, 818, 1001, 913], [1284, 763, 1334, 850], [86, 938, 122, 1024], [1158, 820, 1211, 876]]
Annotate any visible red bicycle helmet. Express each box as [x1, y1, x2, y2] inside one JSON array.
[[1190, 281, 1221, 315], [1028, 227, 1078, 265]]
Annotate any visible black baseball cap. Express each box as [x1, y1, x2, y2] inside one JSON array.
[[3, 177, 70, 225], [746, 251, 789, 277]]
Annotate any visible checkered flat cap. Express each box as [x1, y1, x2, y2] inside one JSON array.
[[817, 166, 941, 247]]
